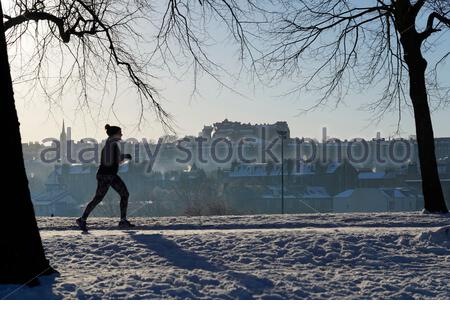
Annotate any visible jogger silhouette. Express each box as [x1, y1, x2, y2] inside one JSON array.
[[76, 124, 134, 232]]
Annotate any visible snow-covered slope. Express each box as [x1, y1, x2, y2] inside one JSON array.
[[1, 212, 450, 299]]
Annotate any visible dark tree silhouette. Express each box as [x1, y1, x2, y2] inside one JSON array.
[[262, 0, 449, 213], [0, 0, 57, 285]]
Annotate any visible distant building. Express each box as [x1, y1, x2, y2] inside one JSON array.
[[333, 187, 419, 213], [405, 179, 450, 208], [224, 181, 332, 214], [201, 119, 290, 141], [53, 119, 75, 164], [303, 159, 358, 195], [32, 169, 77, 216], [435, 138, 450, 160], [260, 185, 298, 213], [437, 157, 450, 176], [227, 159, 358, 196], [298, 186, 332, 213], [357, 169, 404, 188]]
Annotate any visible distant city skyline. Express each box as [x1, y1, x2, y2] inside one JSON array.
[[19, 108, 450, 144]]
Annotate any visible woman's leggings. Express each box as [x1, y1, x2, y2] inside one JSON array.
[[82, 174, 129, 220]]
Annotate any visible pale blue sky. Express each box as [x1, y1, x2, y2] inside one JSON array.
[[9, 1, 450, 143], [16, 69, 450, 143]]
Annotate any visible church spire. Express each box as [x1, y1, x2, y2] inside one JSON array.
[[60, 120, 66, 139], [60, 120, 68, 163]]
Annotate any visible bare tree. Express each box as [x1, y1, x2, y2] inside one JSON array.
[[261, 0, 449, 213], [3, 0, 260, 129], [1, 1, 58, 285], [3, 0, 172, 128]]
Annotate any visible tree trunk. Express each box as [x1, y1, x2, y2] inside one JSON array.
[[400, 34, 448, 213], [0, 2, 56, 285]]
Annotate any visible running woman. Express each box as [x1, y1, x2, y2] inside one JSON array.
[[76, 124, 134, 231]]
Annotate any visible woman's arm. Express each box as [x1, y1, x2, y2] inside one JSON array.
[[119, 151, 132, 162], [112, 141, 132, 164]]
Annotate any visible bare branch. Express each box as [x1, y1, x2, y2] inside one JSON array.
[[420, 10, 450, 40]]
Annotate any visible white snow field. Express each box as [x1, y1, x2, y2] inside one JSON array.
[[1, 212, 450, 299]]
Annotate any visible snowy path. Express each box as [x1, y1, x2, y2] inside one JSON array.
[[1, 212, 450, 299], [40, 226, 434, 237]]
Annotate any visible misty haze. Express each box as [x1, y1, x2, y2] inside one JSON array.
[[25, 120, 450, 217]]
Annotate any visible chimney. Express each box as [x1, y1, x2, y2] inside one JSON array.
[[322, 127, 327, 143], [67, 126, 72, 142]]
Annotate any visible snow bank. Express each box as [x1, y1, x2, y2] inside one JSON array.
[[417, 225, 450, 247], [1, 212, 450, 299]]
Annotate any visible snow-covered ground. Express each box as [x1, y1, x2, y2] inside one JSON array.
[[1, 212, 450, 299]]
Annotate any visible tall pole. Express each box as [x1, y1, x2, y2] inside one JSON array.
[[281, 136, 284, 214], [277, 130, 287, 214]]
